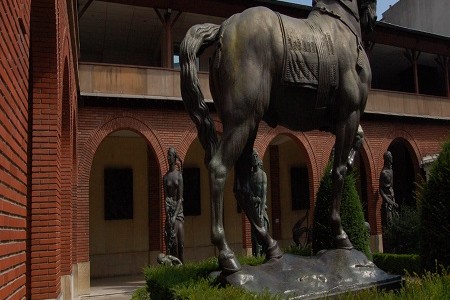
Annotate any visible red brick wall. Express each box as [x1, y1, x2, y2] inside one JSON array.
[[0, 0, 30, 299], [0, 1, 31, 299], [29, 0, 61, 297], [29, 0, 77, 298], [77, 105, 449, 263]]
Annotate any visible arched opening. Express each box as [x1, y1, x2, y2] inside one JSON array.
[[182, 137, 243, 260], [182, 138, 214, 261], [388, 138, 416, 208], [89, 129, 157, 278], [263, 135, 311, 248]]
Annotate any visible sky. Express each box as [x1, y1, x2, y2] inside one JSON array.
[[279, 0, 399, 19]]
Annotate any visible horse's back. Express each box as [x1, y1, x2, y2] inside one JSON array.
[[218, 7, 283, 68]]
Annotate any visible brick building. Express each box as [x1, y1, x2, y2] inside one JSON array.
[[0, 0, 449, 299]]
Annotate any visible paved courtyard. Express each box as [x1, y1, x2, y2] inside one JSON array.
[[77, 275, 145, 300]]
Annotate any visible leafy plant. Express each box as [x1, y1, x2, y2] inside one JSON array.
[[418, 138, 450, 270], [312, 163, 371, 258], [383, 206, 420, 254]]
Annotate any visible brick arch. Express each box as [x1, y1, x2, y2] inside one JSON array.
[[177, 118, 224, 161], [262, 128, 320, 207], [257, 128, 318, 175], [358, 141, 380, 234], [58, 22, 78, 273], [76, 116, 166, 263], [255, 127, 319, 240], [380, 129, 422, 174], [381, 133, 422, 208]]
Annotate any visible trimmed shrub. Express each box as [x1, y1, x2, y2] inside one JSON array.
[[312, 163, 371, 258], [418, 138, 450, 270], [382, 206, 420, 254], [373, 253, 422, 275]]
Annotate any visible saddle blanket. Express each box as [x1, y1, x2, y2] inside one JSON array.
[[277, 12, 338, 108]]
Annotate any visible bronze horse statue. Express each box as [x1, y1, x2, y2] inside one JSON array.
[[180, 0, 377, 273]]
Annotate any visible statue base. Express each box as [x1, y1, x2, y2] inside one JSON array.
[[216, 249, 402, 299]]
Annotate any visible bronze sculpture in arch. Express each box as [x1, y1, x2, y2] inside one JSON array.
[[180, 0, 377, 273], [385, 137, 422, 208]]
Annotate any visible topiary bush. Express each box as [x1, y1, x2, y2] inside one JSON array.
[[312, 163, 371, 258], [383, 205, 420, 254], [418, 138, 450, 270]]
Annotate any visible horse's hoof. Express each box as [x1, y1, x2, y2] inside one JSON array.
[[265, 241, 283, 260], [219, 250, 241, 274], [334, 233, 353, 250]]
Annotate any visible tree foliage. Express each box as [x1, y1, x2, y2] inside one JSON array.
[[418, 138, 450, 270]]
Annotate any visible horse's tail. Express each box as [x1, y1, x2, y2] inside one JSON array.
[[180, 23, 221, 165]]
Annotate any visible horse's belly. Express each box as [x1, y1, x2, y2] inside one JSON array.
[[266, 86, 332, 132]]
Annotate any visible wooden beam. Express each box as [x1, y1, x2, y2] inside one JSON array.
[[436, 56, 450, 98], [78, 0, 95, 19], [154, 8, 183, 68], [404, 49, 421, 94]]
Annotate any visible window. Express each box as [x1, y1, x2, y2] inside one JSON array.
[[104, 168, 133, 220], [291, 167, 310, 210], [183, 168, 201, 216]]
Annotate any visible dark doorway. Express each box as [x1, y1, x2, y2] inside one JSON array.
[[388, 139, 416, 208]]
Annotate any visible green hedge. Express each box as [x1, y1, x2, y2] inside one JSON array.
[[373, 253, 422, 275], [312, 163, 371, 258]]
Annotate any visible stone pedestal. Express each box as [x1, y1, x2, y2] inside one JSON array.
[[219, 249, 402, 299]]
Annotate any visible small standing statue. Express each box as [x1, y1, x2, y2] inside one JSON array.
[[379, 151, 399, 226], [163, 147, 184, 263], [250, 150, 270, 256]]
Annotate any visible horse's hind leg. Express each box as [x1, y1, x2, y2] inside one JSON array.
[[233, 129, 283, 261], [347, 125, 364, 171], [331, 111, 361, 249], [209, 122, 262, 273]]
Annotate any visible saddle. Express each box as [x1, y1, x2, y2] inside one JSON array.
[[277, 12, 338, 109]]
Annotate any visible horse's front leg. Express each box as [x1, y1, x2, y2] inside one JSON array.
[[331, 113, 360, 249]]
